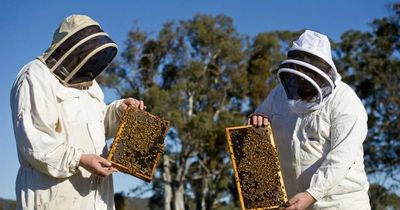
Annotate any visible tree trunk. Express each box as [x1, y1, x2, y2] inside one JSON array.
[[173, 148, 192, 210], [163, 155, 172, 210], [174, 183, 185, 210], [188, 91, 194, 119], [200, 175, 210, 210]]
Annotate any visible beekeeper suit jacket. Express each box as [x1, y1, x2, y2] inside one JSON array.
[[11, 59, 123, 210], [10, 15, 123, 210], [255, 30, 370, 209]]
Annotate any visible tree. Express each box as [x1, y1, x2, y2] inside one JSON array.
[[334, 3, 400, 185]]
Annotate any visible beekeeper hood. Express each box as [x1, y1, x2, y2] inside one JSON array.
[[40, 14, 118, 87], [277, 30, 340, 114]]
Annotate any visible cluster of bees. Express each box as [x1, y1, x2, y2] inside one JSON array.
[[109, 106, 169, 178], [229, 126, 287, 209]]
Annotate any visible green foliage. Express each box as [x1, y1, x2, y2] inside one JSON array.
[[114, 192, 127, 210], [0, 198, 16, 210], [369, 184, 400, 210], [245, 30, 302, 109]]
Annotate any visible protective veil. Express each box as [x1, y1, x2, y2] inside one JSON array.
[[255, 30, 370, 209], [277, 30, 339, 114], [11, 15, 123, 210], [41, 15, 118, 87]]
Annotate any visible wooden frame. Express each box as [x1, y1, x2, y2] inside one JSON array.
[[107, 106, 170, 182], [226, 125, 288, 210]]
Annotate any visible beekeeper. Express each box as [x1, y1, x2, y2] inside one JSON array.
[[248, 30, 370, 209], [10, 14, 145, 210]]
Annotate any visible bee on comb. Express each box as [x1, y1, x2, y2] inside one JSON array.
[[107, 106, 170, 182], [226, 125, 288, 209]]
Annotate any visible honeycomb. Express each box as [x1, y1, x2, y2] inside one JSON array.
[[226, 125, 288, 210], [107, 106, 170, 182]]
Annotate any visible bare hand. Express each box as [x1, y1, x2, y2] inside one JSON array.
[[119, 98, 146, 112], [285, 192, 316, 210], [79, 154, 117, 177], [247, 113, 270, 127]]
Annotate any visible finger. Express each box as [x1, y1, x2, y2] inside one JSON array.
[[257, 116, 263, 127], [104, 167, 117, 173], [252, 115, 258, 126], [93, 166, 107, 177], [263, 117, 269, 126], [99, 169, 112, 177], [134, 99, 140, 107], [128, 98, 137, 106], [139, 100, 144, 110], [247, 118, 251, 125], [101, 164, 117, 176], [120, 103, 128, 111], [123, 98, 135, 106], [105, 170, 114, 176], [288, 197, 299, 205], [98, 157, 112, 167], [132, 99, 140, 108]]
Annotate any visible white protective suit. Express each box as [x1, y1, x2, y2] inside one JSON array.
[[255, 31, 370, 209], [11, 59, 123, 210], [10, 15, 123, 210]]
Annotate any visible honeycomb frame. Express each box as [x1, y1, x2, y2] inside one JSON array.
[[226, 125, 288, 210], [107, 106, 170, 182]]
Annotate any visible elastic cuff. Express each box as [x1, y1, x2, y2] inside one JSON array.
[[69, 148, 84, 173], [306, 188, 324, 201]]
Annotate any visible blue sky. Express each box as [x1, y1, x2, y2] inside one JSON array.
[[0, 0, 396, 200]]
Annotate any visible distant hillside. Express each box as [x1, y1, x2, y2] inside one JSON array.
[[0, 198, 16, 210]]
